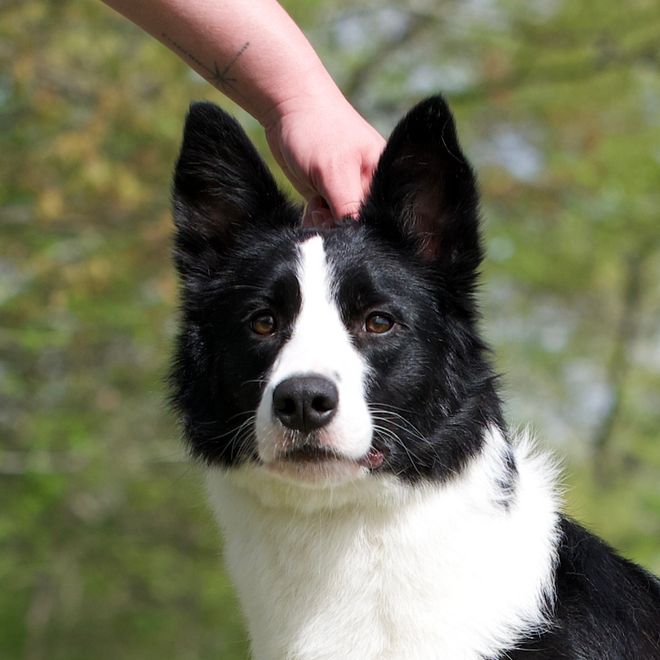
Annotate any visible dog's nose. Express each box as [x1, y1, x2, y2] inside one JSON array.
[[272, 376, 338, 432]]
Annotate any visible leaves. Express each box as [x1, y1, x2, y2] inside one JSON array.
[[1, 1, 658, 658]]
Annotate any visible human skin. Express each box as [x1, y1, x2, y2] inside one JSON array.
[[102, 0, 385, 222]]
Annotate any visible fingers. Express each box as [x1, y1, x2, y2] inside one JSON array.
[[303, 158, 377, 228], [265, 103, 385, 226], [303, 158, 370, 228], [303, 196, 333, 227], [315, 155, 379, 222]]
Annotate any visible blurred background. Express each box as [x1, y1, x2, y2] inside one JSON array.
[[1, 1, 659, 658]]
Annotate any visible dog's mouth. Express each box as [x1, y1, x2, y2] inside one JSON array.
[[280, 444, 386, 470], [282, 445, 338, 463], [358, 446, 386, 469]]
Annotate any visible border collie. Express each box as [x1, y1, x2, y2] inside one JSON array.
[[169, 96, 660, 659]]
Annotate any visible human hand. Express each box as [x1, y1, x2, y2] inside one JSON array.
[[264, 92, 385, 226]]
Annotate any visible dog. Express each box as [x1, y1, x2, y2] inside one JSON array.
[[169, 96, 660, 659]]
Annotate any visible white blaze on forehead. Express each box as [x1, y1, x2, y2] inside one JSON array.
[[272, 236, 350, 378], [255, 235, 373, 464]]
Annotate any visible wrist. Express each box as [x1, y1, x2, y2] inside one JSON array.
[[257, 65, 346, 131]]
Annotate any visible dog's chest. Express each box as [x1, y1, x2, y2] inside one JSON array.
[[206, 441, 559, 660]]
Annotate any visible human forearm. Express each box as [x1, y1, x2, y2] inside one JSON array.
[[102, 0, 342, 126], [103, 0, 385, 219]]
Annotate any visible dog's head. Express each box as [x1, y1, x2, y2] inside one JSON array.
[[170, 96, 503, 487]]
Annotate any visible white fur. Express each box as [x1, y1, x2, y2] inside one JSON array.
[[255, 236, 373, 470], [207, 428, 560, 660]]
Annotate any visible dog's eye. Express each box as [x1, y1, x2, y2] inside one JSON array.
[[250, 312, 277, 336], [365, 312, 395, 334]]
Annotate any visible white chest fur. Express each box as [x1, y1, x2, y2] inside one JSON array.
[[206, 430, 559, 660]]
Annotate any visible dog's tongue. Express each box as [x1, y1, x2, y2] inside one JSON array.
[[360, 447, 384, 470]]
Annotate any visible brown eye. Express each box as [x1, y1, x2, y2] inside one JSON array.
[[250, 312, 277, 336], [365, 312, 394, 334]]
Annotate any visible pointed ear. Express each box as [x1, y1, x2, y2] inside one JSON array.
[[172, 102, 295, 276], [362, 96, 482, 281]]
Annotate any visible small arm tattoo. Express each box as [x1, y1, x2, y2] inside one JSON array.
[[162, 33, 250, 95]]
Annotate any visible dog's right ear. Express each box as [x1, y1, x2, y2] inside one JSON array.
[[172, 102, 295, 277], [361, 96, 482, 293]]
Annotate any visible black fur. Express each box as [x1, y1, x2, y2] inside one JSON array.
[[503, 518, 660, 659], [170, 96, 660, 657]]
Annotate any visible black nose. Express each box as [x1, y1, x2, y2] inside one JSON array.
[[272, 376, 338, 432]]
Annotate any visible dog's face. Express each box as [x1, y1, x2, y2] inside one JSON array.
[[170, 97, 503, 486]]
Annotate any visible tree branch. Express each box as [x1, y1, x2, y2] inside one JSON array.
[[592, 246, 653, 484], [343, 11, 434, 104]]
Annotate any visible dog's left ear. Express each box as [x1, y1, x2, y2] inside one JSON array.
[[362, 96, 482, 280], [172, 102, 296, 278]]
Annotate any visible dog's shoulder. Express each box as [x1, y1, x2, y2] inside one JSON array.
[[504, 517, 660, 659]]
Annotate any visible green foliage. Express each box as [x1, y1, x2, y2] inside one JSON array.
[[1, 1, 658, 658]]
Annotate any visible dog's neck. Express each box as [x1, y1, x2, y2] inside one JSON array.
[[207, 428, 560, 660]]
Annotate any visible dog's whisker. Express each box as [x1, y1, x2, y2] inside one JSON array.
[[240, 377, 270, 387], [372, 423, 425, 479]]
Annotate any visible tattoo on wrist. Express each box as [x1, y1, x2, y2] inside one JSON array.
[[162, 33, 250, 95]]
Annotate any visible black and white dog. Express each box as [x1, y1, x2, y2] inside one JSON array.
[[169, 96, 660, 659]]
